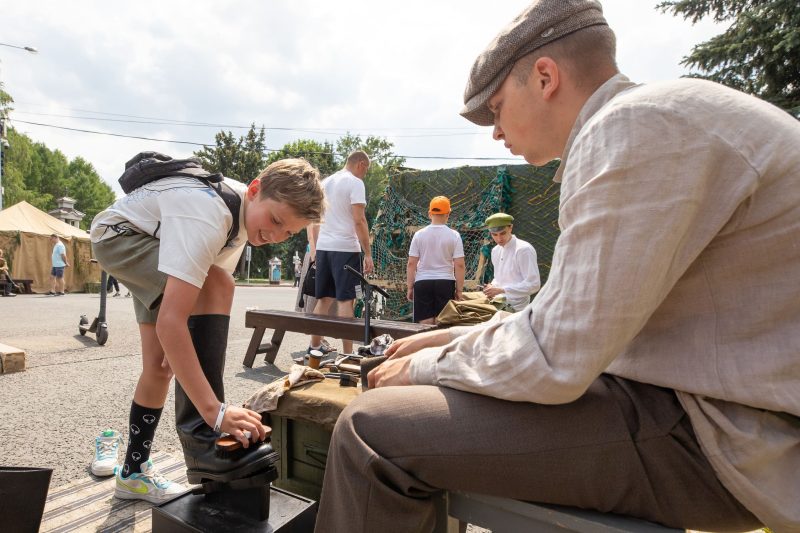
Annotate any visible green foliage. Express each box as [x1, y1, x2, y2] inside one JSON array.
[[264, 138, 337, 176], [193, 124, 268, 184], [2, 127, 115, 227], [0, 81, 13, 118], [659, 0, 800, 117]]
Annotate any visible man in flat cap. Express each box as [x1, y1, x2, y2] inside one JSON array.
[[482, 212, 540, 311], [316, 1, 799, 531], [406, 196, 465, 324]]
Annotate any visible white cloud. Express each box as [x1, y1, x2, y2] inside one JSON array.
[[1, 1, 726, 198]]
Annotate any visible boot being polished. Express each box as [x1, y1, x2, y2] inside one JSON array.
[[176, 314, 278, 484]]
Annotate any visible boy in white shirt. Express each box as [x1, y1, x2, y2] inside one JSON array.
[[406, 196, 465, 324], [90, 153, 324, 504], [482, 212, 540, 311]]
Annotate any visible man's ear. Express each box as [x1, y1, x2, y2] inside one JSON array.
[[535, 57, 560, 101]]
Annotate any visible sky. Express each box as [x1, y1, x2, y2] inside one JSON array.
[[0, 1, 726, 197]]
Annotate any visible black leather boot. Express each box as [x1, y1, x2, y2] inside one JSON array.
[[177, 314, 277, 485]]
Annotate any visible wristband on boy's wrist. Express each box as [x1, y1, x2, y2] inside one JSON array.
[[213, 402, 227, 433]]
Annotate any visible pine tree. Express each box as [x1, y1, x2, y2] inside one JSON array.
[[659, 0, 800, 118]]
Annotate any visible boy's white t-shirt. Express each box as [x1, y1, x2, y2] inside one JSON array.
[[408, 224, 464, 281], [315, 169, 366, 253], [90, 177, 248, 288]]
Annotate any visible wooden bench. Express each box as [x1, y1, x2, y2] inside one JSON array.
[[243, 309, 438, 367], [0, 278, 33, 294], [441, 492, 681, 533]]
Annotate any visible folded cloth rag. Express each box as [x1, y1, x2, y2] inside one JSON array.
[[369, 334, 394, 356], [243, 364, 325, 413]]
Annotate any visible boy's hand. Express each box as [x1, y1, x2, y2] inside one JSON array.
[[221, 406, 268, 448]]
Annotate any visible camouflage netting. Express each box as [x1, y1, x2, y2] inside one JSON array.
[[368, 162, 560, 320]]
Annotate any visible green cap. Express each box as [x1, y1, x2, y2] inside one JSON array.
[[485, 212, 514, 232]]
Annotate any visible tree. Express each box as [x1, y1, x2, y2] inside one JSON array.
[[264, 139, 337, 177], [659, 0, 800, 118], [66, 157, 115, 226], [1, 127, 113, 228], [194, 124, 267, 184]]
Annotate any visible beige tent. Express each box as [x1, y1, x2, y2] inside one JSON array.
[[0, 201, 100, 293]]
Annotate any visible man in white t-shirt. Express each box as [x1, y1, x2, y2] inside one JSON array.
[[483, 212, 541, 311], [309, 151, 374, 355], [407, 196, 465, 324]]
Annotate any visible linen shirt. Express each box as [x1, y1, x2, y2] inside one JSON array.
[[489, 235, 540, 311], [410, 75, 800, 531]]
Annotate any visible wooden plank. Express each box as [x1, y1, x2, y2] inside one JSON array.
[[243, 310, 437, 367], [245, 310, 435, 340], [0, 343, 25, 374]]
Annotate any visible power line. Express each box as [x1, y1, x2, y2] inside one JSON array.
[[12, 111, 484, 138], [15, 102, 483, 132], [11, 119, 523, 162]]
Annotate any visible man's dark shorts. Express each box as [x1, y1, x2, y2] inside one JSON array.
[[315, 250, 362, 301], [413, 279, 455, 322], [51, 266, 65, 278]]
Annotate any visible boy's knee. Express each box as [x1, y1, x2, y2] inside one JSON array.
[[204, 266, 235, 294]]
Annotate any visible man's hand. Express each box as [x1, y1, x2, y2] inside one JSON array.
[[385, 328, 450, 360], [363, 255, 374, 275], [368, 356, 413, 388], [406, 286, 414, 302], [483, 285, 505, 298]]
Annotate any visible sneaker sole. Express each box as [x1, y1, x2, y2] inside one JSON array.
[[91, 464, 116, 477], [114, 486, 189, 505]]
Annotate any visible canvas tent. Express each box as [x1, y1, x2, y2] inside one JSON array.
[[0, 201, 99, 293]]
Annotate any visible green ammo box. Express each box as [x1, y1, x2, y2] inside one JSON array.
[[265, 411, 334, 501]]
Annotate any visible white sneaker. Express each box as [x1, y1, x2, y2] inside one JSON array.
[[91, 429, 122, 477], [115, 458, 188, 504]]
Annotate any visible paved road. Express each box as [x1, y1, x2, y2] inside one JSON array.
[[0, 285, 318, 488]]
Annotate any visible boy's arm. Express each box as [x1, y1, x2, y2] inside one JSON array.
[[157, 275, 265, 445]]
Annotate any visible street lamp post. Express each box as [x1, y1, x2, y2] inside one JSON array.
[[0, 42, 38, 210]]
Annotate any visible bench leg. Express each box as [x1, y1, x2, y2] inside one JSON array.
[[243, 327, 266, 368], [263, 329, 286, 365]]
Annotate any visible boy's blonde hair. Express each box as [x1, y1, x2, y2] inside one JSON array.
[[256, 158, 325, 222]]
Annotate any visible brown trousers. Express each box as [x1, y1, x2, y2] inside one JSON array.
[[315, 375, 760, 533]]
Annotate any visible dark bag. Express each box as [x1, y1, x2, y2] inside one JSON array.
[[118, 152, 241, 248], [298, 261, 317, 309], [302, 261, 317, 297]]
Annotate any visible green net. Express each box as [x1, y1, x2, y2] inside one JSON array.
[[369, 163, 560, 320]]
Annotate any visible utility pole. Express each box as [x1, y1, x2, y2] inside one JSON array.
[[0, 42, 38, 211]]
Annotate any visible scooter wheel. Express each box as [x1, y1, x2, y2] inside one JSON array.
[[96, 324, 109, 346], [79, 315, 89, 336]]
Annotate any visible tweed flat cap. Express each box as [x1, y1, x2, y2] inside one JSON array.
[[461, 0, 607, 126]]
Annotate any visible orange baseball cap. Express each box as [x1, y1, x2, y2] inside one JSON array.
[[429, 196, 451, 214]]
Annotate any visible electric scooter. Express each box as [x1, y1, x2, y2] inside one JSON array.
[[78, 260, 109, 346]]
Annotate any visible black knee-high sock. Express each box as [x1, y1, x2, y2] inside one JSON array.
[[122, 401, 162, 476]]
